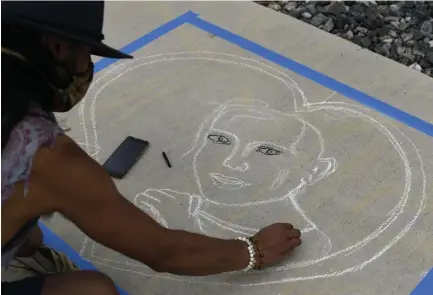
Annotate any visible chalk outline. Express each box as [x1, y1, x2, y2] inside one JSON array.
[[77, 51, 426, 286], [40, 10, 431, 293]]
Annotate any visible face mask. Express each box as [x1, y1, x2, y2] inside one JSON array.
[[51, 61, 94, 112], [1, 46, 94, 112]]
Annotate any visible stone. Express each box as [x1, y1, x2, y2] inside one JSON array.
[[323, 18, 335, 32], [420, 21, 433, 37], [401, 32, 414, 42], [345, 30, 354, 40], [360, 37, 372, 48], [310, 13, 329, 26], [382, 38, 394, 44], [383, 43, 392, 57], [394, 38, 404, 47], [283, 2, 297, 12], [390, 4, 400, 12], [378, 25, 393, 36], [405, 16, 411, 23], [427, 52, 433, 65], [409, 63, 422, 71], [414, 31, 424, 41], [268, 3, 281, 11], [389, 30, 398, 38], [398, 22, 410, 31], [335, 15, 349, 30], [384, 16, 400, 22], [413, 50, 425, 58], [390, 21, 400, 29], [326, 1, 348, 15], [406, 40, 415, 47], [429, 40, 433, 48], [301, 12, 312, 19], [306, 3, 317, 14]]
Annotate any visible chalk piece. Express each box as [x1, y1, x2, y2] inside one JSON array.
[[162, 151, 172, 168]]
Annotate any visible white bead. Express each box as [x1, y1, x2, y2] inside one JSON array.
[[236, 236, 257, 272]]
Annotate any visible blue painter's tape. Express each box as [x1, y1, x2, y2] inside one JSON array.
[[410, 268, 433, 295], [186, 16, 433, 138], [94, 10, 199, 73], [39, 222, 128, 295]]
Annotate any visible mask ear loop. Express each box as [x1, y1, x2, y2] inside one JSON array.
[[1, 47, 28, 61]]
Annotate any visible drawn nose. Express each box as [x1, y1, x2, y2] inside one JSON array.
[[223, 156, 249, 172]]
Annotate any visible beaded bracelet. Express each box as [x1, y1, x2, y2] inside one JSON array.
[[235, 237, 256, 272], [249, 237, 264, 270]]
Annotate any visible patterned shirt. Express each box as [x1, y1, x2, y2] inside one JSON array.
[[1, 108, 64, 267]]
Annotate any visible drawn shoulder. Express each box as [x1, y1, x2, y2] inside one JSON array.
[[133, 189, 195, 229]]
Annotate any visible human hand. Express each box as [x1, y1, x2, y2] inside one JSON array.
[[252, 223, 301, 268]]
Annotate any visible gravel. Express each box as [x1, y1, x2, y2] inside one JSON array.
[[257, 1, 433, 78]]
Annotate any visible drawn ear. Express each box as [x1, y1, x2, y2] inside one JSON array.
[[306, 157, 337, 185]]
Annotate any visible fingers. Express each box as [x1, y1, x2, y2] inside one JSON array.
[[287, 228, 301, 239]]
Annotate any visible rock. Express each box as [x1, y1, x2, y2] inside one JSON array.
[[301, 12, 312, 19], [420, 21, 433, 37], [401, 32, 414, 42], [383, 43, 392, 56], [323, 18, 335, 32], [390, 21, 400, 29], [429, 40, 433, 48], [345, 30, 354, 40], [283, 2, 297, 12], [414, 49, 425, 58], [427, 52, 433, 65], [394, 38, 403, 47], [384, 16, 400, 23], [406, 40, 415, 47], [306, 3, 317, 14], [378, 25, 394, 36], [389, 30, 398, 38], [390, 4, 400, 12], [414, 31, 424, 41], [360, 37, 372, 48], [268, 3, 281, 11], [310, 13, 329, 26], [383, 38, 394, 44], [335, 15, 349, 30], [326, 1, 348, 16], [398, 22, 410, 31], [396, 1, 406, 9], [405, 16, 411, 23], [410, 63, 422, 71]]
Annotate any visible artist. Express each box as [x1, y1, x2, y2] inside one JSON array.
[[1, 2, 301, 294]]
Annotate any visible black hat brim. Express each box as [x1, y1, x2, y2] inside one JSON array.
[[4, 15, 133, 60]]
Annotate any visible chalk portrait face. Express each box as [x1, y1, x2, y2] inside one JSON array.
[[190, 100, 336, 206]]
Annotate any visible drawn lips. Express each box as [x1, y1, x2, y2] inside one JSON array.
[[209, 173, 250, 188]]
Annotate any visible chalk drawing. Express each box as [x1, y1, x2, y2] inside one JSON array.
[[77, 52, 426, 286]]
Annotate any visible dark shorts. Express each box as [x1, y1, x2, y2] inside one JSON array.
[[1, 276, 47, 295]]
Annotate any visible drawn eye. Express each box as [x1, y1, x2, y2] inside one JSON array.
[[208, 134, 231, 145], [256, 146, 282, 156]]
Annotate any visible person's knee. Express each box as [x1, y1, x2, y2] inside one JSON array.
[[43, 270, 119, 295], [77, 271, 119, 294]]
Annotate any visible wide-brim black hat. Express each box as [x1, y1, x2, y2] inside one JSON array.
[[2, 1, 132, 59]]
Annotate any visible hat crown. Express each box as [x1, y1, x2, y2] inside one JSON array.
[[2, 1, 105, 40]]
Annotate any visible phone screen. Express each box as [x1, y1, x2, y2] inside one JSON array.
[[102, 136, 149, 179]]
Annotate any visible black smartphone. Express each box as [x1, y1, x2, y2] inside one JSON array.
[[102, 136, 149, 179]]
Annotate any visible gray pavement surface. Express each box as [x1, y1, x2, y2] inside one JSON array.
[[51, 2, 432, 295]]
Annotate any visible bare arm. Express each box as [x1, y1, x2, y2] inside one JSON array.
[[30, 135, 249, 275]]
